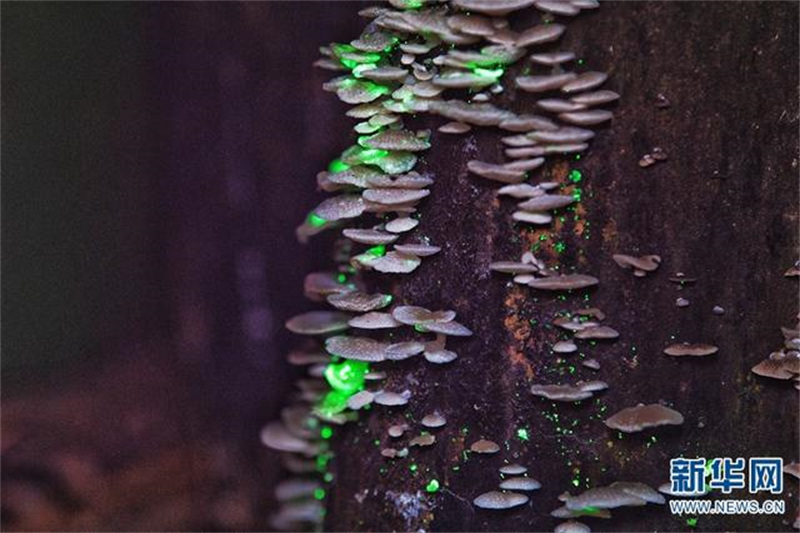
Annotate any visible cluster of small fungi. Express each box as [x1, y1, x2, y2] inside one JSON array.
[[261, 0, 797, 531]]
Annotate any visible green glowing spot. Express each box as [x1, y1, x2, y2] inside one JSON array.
[[686, 518, 698, 527], [328, 158, 350, 173], [365, 244, 387, 258], [359, 148, 391, 164], [572, 188, 583, 202], [539, 234, 549, 241], [414, 324, 429, 333], [314, 488, 326, 500], [307, 213, 327, 228], [472, 67, 504, 79], [337, 273, 347, 283], [516, 428, 530, 441], [452, 465, 460, 471], [569, 169, 583, 183], [425, 479, 440, 493], [324, 360, 369, 395], [409, 464, 418, 472], [321, 426, 334, 440], [316, 453, 331, 472], [323, 472, 333, 482], [572, 478, 581, 487], [403, 0, 424, 8], [317, 390, 350, 417], [553, 242, 567, 253], [577, 58, 585, 65]]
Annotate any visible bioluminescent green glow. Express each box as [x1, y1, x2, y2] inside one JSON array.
[[317, 389, 351, 417], [314, 488, 326, 500], [307, 213, 327, 228], [569, 169, 583, 183], [426, 479, 440, 493], [686, 518, 698, 527], [516, 427, 530, 441], [328, 158, 350, 173], [554, 242, 567, 253], [320, 426, 333, 440], [324, 360, 369, 394], [472, 67, 504, 79], [365, 244, 387, 258], [359, 148, 391, 165]]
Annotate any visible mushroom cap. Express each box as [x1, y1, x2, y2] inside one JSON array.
[[490, 261, 540, 274], [374, 390, 410, 406], [518, 194, 576, 212], [327, 291, 393, 312], [499, 477, 542, 491], [604, 403, 684, 433], [385, 341, 426, 360], [565, 484, 650, 511], [409, 433, 436, 446], [392, 305, 456, 325], [574, 326, 620, 340], [349, 311, 402, 329], [513, 211, 553, 225], [561, 71, 608, 93], [553, 340, 578, 353], [531, 383, 593, 402], [343, 228, 399, 245], [385, 216, 419, 233], [372, 251, 422, 273], [473, 490, 529, 510], [421, 412, 447, 428], [363, 187, 430, 206], [325, 335, 388, 362], [500, 464, 528, 475], [663, 342, 718, 357], [528, 274, 599, 291], [612, 253, 662, 272], [751, 357, 796, 380], [424, 348, 459, 364], [554, 520, 591, 533], [470, 439, 501, 454], [347, 390, 375, 410], [429, 100, 516, 126], [467, 160, 527, 184], [312, 194, 366, 222], [516, 73, 577, 93], [452, 0, 537, 16], [361, 129, 431, 152], [439, 121, 472, 134], [394, 243, 441, 257], [515, 23, 566, 47], [286, 311, 350, 335]]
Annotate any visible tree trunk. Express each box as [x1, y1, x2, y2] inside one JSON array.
[[318, 2, 799, 532]]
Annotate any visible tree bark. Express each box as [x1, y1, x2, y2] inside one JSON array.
[[320, 2, 800, 532]]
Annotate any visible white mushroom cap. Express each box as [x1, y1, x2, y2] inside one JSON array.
[[473, 490, 529, 509], [604, 403, 684, 433]]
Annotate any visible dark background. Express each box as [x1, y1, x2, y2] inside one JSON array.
[[2, 2, 799, 532], [1, 2, 364, 530]]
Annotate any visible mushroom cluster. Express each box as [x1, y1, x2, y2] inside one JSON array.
[[263, 0, 629, 529], [751, 320, 800, 388]]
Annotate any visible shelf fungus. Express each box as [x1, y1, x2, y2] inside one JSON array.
[[470, 439, 501, 454], [663, 342, 718, 357], [604, 404, 684, 433], [531, 381, 608, 402], [612, 254, 661, 277], [275, 0, 619, 527], [554, 520, 591, 533], [473, 490, 529, 510], [564, 482, 665, 512], [498, 477, 542, 491]]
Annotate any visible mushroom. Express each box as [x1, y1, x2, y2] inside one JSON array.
[[500, 464, 528, 475], [421, 412, 447, 428], [327, 291, 393, 312], [473, 491, 529, 510], [348, 312, 402, 329], [604, 404, 684, 433], [286, 311, 350, 335], [470, 439, 501, 454], [515, 23, 566, 46], [467, 160, 527, 184], [574, 326, 619, 340], [663, 343, 718, 357], [325, 335, 388, 362], [612, 254, 661, 276], [528, 274, 599, 291], [499, 477, 542, 491], [554, 520, 591, 533]]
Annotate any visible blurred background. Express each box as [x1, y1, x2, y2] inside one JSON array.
[[1, 3, 364, 530]]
